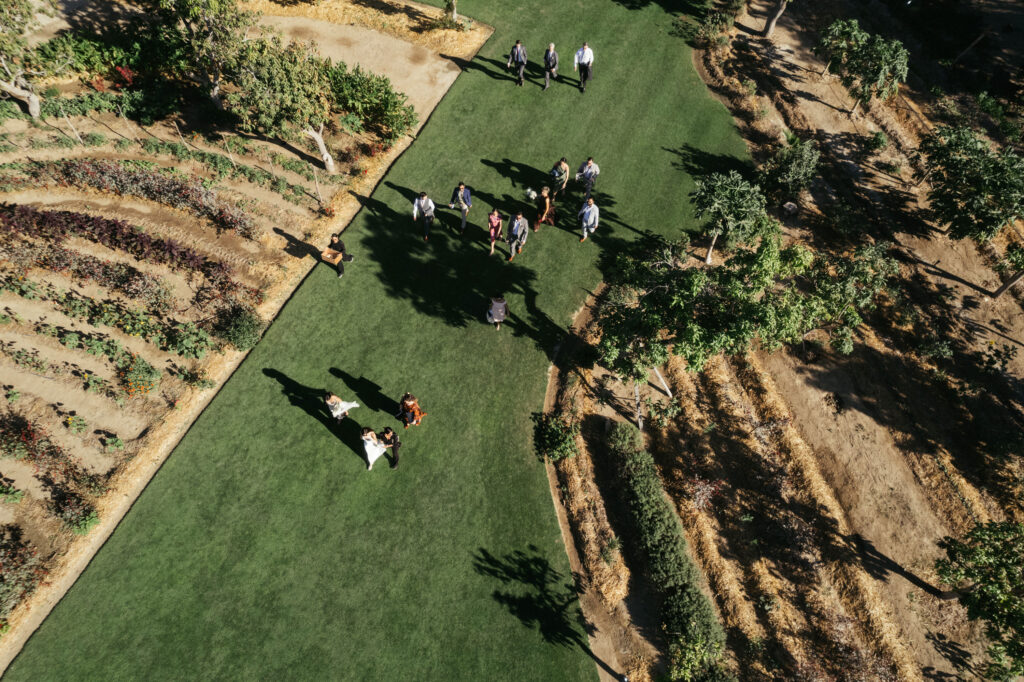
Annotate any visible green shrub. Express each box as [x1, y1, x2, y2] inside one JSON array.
[[117, 354, 160, 396], [103, 435, 125, 453], [213, 304, 264, 351], [165, 322, 212, 359], [326, 63, 419, 143], [608, 422, 729, 677], [0, 483, 24, 504], [531, 412, 580, 462], [81, 132, 107, 147], [64, 415, 88, 434], [51, 492, 100, 535], [865, 130, 888, 153], [759, 135, 820, 199]]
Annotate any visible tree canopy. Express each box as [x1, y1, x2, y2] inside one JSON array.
[[0, 0, 57, 117], [228, 37, 336, 172], [693, 171, 771, 264], [596, 232, 897, 381], [936, 522, 1024, 679], [815, 19, 908, 113], [759, 135, 820, 200], [918, 126, 1024, 243]]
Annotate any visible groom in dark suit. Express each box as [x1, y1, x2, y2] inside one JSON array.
[[507, 40, 528, 87]]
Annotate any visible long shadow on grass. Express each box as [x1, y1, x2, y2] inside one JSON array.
[[262, 368, 365, 458], [473, 546, 624, 680], [352, 189, 565, 358]]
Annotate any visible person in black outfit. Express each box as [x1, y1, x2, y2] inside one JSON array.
[[320, 234, 354, 278], [379, 427, 401, 469], [542, 43, 559, 91]]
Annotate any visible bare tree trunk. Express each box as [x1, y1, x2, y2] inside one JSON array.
[[633, 382, 644, 432], [820, 59, 832, 77], [705, 233, 719, 265], [850, 98, 861, 116], [762, 0, 788, 38], [209, 81, 225, 111], [304, 125, 336, 174], [449, 0, 458, 20], [0, 80, 41, 118], [652, 367, 672, 398], [991, 269, 1024, 299]]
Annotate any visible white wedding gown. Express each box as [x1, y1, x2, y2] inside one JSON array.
[[362, 436, 386, 469], [328, 399, 359, 419]]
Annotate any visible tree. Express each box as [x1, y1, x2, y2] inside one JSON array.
[[936, 522, 1024, 679], [761, 0, 791, 38], [229, 37, 337, 173], [843, 34, 908, 114], [693, 171, 770, 264], [0, 0, 55, 118], [814, 19, 868, 77], [759, 134, 820, 200], [918, 126, 1024, 246], [596, 230, 896, 379], [158, 0, 256, 109]]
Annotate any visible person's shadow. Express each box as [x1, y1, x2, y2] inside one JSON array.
[[262, 368, 364, 458], [329, 369, 400, 418], [273, 227, 322, 261]]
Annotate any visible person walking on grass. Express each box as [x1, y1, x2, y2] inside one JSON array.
[[398, 392, 427, 428], [487, 295, 508, 331], [413, 192, 436, 241], [507, 211, 529, 261], [579, 196, 599, 242], [507, 39, 528, 86], [379, 427, 401, 469], [543, 43, 559, 91], [320, 234, 355, 278], [362, 427, 387, 471], [535, 186, 554, 230], [324, 392, 359, 422], [487, 208, 504, 256], [573, 41, 594, 93], [448, 181, 473, 234], [550, 157, 570, 201], [576, 157, 600, 199]]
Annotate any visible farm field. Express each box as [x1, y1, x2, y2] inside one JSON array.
[[3, 0, 747, 679]]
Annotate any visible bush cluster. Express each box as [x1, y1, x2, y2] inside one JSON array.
[[50, 490, 100, 535], [0, 527, 47, 626], [327, 64, 419, 144], [0, 203, 261, 305], [0, 412, 96, 491], [607, 422, 730, 681], [0, 159, 257, 238], [213, 304, 265, 351], [531, 412, 580, 462], [118, 354, 160, 397], [0, 89, 181, 127]]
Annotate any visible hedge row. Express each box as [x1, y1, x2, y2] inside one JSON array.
[[607, 422, 731, 681]]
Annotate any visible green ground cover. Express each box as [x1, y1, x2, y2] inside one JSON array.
[[6, 0, 747, 678]]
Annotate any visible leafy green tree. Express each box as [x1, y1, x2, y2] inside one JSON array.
[[693, 171, 770, 264], [0, 0, 55, 117], [759, 134, 820, 199], [936, 522, 1024, 679], [597, 233, 896, 379], [814, 18, 868, 77], [844, 34, 909, 114], [157, 0, 256, 109], [918, 126, 1024, 247], [228, 37, 337, 173]]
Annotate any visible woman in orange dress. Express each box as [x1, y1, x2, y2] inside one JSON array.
[[397, 392, 427, 428]]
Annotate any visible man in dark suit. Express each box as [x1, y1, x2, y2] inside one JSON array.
[[507, 39, 527, 86], [543, 43, 559, 91]]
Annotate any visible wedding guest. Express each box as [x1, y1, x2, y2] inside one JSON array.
[[448, 181, 473, 234], [412, 192, 436, 241], [535, 186, 554, 230], [487, 208, 504, 256], [320, 235, 355, 278], [486, 295, 508, 331], [379, 427, 401, 469], [507, 211, 529, 261], [324, 392, 358, 422], [398, 393, 427, 428], [550, 157, 570, 200]]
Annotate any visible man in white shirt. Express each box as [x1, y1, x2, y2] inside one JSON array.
[[576, 157, 600, 199], [578, 196, 599, 242], [573, 42, 594, 93], [412, 192, 436, 242]]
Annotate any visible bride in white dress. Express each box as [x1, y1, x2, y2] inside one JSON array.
[[325, 392, 359, 422], [361, 428, 387, 471]]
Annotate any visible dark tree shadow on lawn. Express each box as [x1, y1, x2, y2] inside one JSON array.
[[663, 142, 754, 178], [262, 368, 364, 458], [473, 546, 624, 680], [350, 189, 565, 359], [329, 369, 400, 417]]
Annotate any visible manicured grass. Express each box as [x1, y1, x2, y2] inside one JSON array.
[[6, 0, 747, 678]]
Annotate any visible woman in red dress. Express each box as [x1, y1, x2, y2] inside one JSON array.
[[535, 186, 554, 231]]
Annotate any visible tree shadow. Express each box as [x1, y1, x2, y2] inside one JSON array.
[[472, 545, 623, 679], [350, 188, 565, 359], [663, 142, 755, 177], [328, 369, 399, 416], [925, 631, 976, 677], [262, 368, 363, 457]]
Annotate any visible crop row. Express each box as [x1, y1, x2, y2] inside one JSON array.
[[0, 159, 257, 239], [0, 273, 211, 359], [0, 203, 262, 306]]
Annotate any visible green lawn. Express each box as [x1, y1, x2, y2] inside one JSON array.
[[6, 0, 747, 678]]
